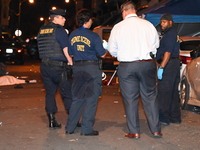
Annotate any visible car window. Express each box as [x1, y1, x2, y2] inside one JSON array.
[[180, 41, 200, 51]]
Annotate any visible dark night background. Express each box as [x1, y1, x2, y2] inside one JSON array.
[[8, 0, 140, 40]]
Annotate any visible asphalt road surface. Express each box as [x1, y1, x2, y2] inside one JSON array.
[[0, 57, 200, 150]]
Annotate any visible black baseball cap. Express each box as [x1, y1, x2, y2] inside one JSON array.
[[160, 13, 173, 21], [49, 9, 66, 17]]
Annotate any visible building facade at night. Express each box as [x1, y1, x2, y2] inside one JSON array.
[[0, 0, 160, 40]]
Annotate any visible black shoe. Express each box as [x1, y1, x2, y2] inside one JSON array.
[[160, 121, 169, 126], [66, 131, 74, 134], [48, 113, 62, 129], [81, 130, 99, 136], [49, 124, 62, 129], [76, 122, 81, 127], [170, 120, 181, 124]]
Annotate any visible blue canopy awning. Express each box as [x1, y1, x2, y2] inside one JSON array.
[[138, 0, 200, 26], [145, 14, 200, 26]]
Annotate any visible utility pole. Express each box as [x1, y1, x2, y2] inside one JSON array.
[[17, 0, 34, 29], [1, 0, 11, 26], [0, 0, 11, 37], [91, 0, 97, 12], [74, 0, 83, 13]]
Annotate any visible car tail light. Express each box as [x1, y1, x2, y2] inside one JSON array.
[[17, 49, 23, 53], [180, 56, 192, 64]]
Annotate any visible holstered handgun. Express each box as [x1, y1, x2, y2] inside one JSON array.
[[61, 64, 73, 82], [66, 65, 73, 79], [96, 54, 103, 70], [150, 52, 155, 59]]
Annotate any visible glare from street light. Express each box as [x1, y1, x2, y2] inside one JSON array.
[[52, 7, 57, 10], [29, 0, 34, 4], [40, 17, 44, 21], [65, 0, 70, 3]]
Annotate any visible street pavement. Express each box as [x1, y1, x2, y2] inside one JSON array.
[[0, 58, 200, 150]]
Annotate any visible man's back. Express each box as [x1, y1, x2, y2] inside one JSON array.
[[108, 14, 159, 61]]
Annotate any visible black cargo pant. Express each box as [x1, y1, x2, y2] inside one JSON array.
[[66, 61, 102, 134], [157, 59, 181, 123], [40, 60, 72, 114]]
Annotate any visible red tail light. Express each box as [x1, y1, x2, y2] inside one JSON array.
[[180, 56, 192, 64]]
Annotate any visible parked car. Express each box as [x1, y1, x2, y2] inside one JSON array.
[[180, 44, 200, 110], [179, 37, 200, 76], [0, 40, 24, 65], [27, 39, 39, 59]]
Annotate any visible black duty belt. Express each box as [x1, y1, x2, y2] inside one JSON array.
[[157, 57, 179, 64], [42, 58, 67, 67], [120, 59, 154, 63], [74, 60, 98, 64], [170, 57, 179, 60]]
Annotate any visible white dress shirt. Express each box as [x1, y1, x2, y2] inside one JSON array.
[[108, 14, 159, 61]]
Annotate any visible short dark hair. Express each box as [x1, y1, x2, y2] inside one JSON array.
[[121, 1, 136, 11], [76, 9, 92, 27]]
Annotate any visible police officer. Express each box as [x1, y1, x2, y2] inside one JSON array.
[[65, 9, 107, 136], [156, 13, 181, 126], [37, 9, 73, 129]]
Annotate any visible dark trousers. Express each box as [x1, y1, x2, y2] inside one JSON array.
[[158, 59, 181, 123], [117, 61, 160, 134], [66, 63, 102, 134], [40, 62, 72, 114]]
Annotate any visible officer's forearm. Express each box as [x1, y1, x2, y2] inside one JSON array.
[[63, 47, 73, 65], [160, 52, 171, 68]]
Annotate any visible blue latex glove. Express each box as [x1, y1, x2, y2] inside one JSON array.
[[157, 68, 164, 80], [102, 40, 108, 49]]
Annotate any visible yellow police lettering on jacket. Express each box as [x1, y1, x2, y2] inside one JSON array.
[[80, 36, 91, 47], [40, 28, 54, 34], [71, 36, 91, 52], [77, 45, 85, 51]]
